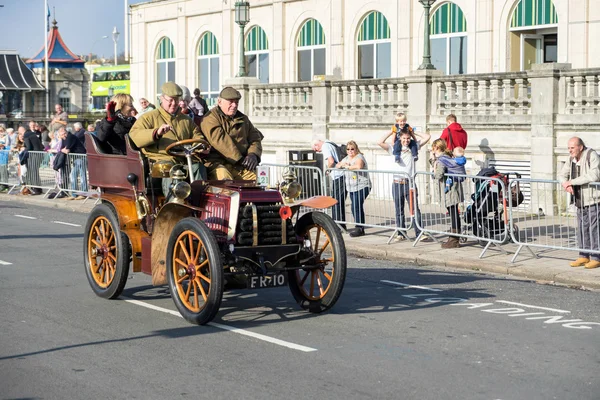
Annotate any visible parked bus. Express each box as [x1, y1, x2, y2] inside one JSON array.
[[90, 65, 130, 111]]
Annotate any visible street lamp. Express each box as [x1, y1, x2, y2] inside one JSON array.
[[89, 35, 108, 62], [112, 26, 120, 66], [418, 0, 437, 70], [234, 1, 250, 77]]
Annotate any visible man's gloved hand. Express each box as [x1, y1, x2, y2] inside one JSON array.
[[241, 154, 258, 171], [106, 101, 117, 122]]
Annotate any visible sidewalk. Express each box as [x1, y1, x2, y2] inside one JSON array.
[[2, 192, 599, 291]]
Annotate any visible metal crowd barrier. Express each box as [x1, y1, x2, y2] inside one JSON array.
[[508, 179, 600, 263]]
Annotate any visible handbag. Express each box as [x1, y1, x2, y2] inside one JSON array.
[[53, 152, 67, 171]]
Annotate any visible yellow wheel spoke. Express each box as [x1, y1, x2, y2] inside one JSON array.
[[177, 274, 189, 284], [175, 258, 188, 268], [309, 271, 316, 297], [178, 240, 191, 263], [91, 239, 101, 248], [187, 233, 195, 264], [313, 228, 321, 253], [318, 238, 331, 257], [193, 282, 199, 309], [196, 259, 208, 270], [107, 231, 115, 246], [107, 253, 117, 262], [316, 273, 325, 296], [194, 242, 204, 265], [184, 280, 192, 301], [299, 270, 310, 285], [93, 226, 102, 242], [198, 271, 211, 284], [322, 270, 333, 281], [195, 277, 208, 302]]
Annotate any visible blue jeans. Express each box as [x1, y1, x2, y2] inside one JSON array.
[[70, 158, 88, 196], [331, 176, 347, 228], [349, 187, 370, 225], [392, 182, 422, 236]]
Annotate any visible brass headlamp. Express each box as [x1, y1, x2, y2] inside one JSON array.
[[279, 167, 302, 202]]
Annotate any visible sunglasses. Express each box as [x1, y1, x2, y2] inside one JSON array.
[[347, 147, 356, 151]]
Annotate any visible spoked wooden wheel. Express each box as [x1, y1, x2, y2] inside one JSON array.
[[167, 218, 223, 325], [289, 212, 347, 313], [83, 204, 130, 299]]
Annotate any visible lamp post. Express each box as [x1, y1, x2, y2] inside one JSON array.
[[234, 1, 250, 77], [418, 0, 437, 70], [112, 26, 120, 66], [89, 35, 108, 62]]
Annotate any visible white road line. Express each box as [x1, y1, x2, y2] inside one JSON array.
[[53, 221, 81, 227], [496, 300, 570, 314], [14, 215, 37, 220], [123, 297, 318, 353], [0, 260, 12, 265], [380, 280, 442, 292]]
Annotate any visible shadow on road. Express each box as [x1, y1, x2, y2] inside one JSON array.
[[0, 233, 83, 240]]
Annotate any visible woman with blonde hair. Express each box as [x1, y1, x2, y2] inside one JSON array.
[[431, 138, 463, 248], [96, 93, 137, 154], [336, 140, 371, 237]]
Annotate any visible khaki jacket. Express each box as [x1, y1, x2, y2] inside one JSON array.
[[200, 107, 263, 167], [129, 106, 204, 162], [558, 147, 600, 207], [434, 158, 464, 206]]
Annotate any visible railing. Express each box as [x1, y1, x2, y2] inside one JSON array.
[[331, 79, 409, 118], [433, 72, 531, 116], [250, 84, 313, 119], [563, 68, 600, 114]]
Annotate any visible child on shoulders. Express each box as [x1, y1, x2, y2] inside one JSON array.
[[436, 146, 467, 193], [391, 112, 418, 163]]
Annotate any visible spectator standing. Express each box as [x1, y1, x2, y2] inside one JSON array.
[[138, 98, 156, 115], [560, 137, 600, 269], [61, 126, 88, 200], [48, 127, 68, 198], [189, 88, 209, 117], [73, 122, 87, 147], [431, 138, 464, 249], [378, 125, 431, 241], [49, 104, 68, 134], [336, 141, 371, 237], [39, 124, 51, 149], [96, 94, 136, 155], [0, 129, 9, 192], [23, 122, 44, 195], [312, 138, 347, 231], [440, 114, 468, 151], [12, 128, 28, 193], [6, 128, 16, 148]]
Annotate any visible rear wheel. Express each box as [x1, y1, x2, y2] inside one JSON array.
[[166, 218, 223, 325], [288, 212, 346, 313], [83, 204, 130, 299]]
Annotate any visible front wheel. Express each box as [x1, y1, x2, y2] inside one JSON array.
[[288, 212, 347, 313], [83, 204, 131, 299], [166, 218, 223, 325]]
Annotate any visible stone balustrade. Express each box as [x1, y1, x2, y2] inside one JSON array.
[[563, 68, 600, 115], [330, 79, 409, 118], [249, 83, 313, 121]]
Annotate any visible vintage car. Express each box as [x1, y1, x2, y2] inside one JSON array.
[[83, 133, 347, 325]]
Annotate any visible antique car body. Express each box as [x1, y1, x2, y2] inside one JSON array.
[[83, 133, 347, 325]]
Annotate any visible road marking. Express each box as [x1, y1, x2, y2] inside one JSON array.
[[53, 221, 81, 227], [496, 300, 570, 314], [123, 298, 318, 353], [0, 260, 12, 265], [14, 215, 36, 220], [380, 280, 442, 292]]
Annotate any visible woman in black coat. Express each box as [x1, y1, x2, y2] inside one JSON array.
[[96, 93, 137, 155]]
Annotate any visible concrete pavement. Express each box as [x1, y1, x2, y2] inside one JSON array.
[[2, 191, 599, 291]]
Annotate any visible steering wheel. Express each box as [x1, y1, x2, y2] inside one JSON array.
[[165, 138, 211, 158]]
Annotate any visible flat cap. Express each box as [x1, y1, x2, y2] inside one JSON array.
[[219, 87, 241, 100], [161, 82, 183, 97]]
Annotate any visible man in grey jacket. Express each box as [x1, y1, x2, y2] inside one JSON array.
[[559, 137, 600, 269]]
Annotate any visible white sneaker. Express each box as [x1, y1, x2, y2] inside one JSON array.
[[394, 235, 407, 242]]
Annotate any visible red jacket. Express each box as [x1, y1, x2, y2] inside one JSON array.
[[440, 122, 468, 150]]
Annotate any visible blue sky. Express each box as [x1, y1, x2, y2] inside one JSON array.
[[0, 0, 147, 59]]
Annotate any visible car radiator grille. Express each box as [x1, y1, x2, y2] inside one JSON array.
[[236, 204, 296, 246]]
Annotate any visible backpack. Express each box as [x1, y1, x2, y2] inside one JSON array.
[[324, 140, 347, 163]]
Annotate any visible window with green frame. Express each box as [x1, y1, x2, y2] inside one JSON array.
[[197, 32, 219, 105], [245, 26, 269, 83], [430, 2, 467, 75], [156, 37, 175, 98], [357, 11, 390, 79], [297, 19, 326, 82]]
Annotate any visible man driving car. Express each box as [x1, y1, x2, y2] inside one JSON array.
[[129, 82, 208, 194]]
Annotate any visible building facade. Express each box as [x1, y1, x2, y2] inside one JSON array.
[[129, 0, 600, 102]]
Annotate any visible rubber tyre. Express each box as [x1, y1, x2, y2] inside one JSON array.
[[83, 204, 131, 299], [288, 212, 347, 313], [166, 218, 223, 325]]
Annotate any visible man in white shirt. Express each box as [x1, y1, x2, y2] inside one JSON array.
[[378, 127, 430, 241], [312, 139, 347, 231]]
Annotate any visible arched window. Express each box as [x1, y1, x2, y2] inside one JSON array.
[[245, 26, 269, 83], [509, 0, 558, 70], [357, 11, 391, 79], [297, 19, 326, 82], [58, 88, 71, 113], [156, 37, 175, 97], [430, 2, 468, 74], [197, 32, 220, 105]]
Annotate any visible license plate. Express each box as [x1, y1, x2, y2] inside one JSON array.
[[247, 273, 287, 289]]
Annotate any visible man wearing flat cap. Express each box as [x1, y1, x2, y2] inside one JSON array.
[[200, 86, 264, 180], [129, 82, 207, 192]]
